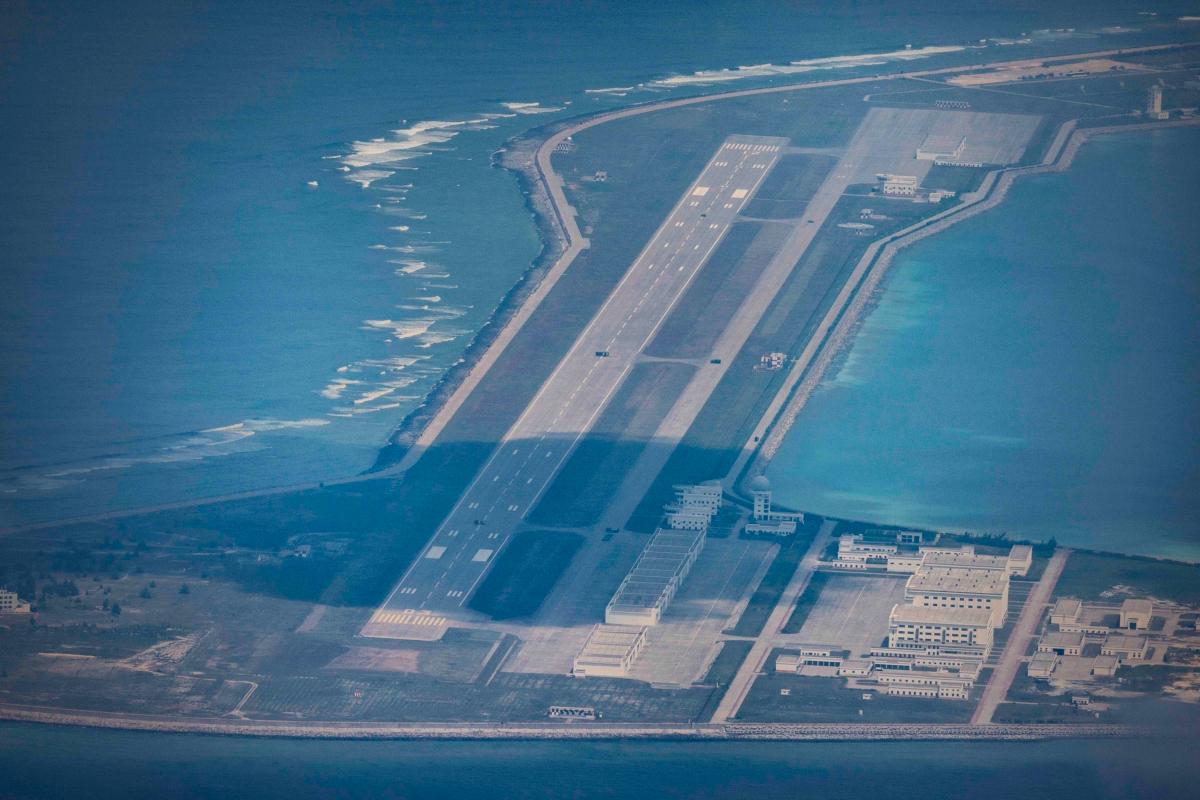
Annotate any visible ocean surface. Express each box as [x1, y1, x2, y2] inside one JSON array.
[[767, 127, 1200, 561], [2, 0, 1195, 530], [1, 721, 1198, 800]]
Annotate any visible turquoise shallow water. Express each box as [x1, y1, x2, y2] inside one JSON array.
[[1, 0, 1192, 526], [768, 128, 1200, 560]]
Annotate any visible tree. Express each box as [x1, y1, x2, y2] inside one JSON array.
[[110, 603, 121, 617], [179, 584, 190, 595], [139, 586, 152, 599]]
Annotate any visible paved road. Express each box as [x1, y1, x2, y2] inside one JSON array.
[[971, 549, 1070, 724], [711, 519, 835, 722], [364, 135, 786, 638]]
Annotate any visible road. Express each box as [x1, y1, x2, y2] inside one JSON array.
[[710, 519, 835, 722], [364, 135, 786, 638], [971, 548, 1070, 724]]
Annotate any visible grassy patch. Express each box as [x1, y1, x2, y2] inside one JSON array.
[[1055, 550, 1200, 605], [468, 530, 584, 620], [738, 673, 974, 723]]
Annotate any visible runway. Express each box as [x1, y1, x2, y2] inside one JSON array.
[[364, 134, 787, 639]]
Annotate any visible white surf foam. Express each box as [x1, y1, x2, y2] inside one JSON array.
[[628, 44, 967, 90], [501, 101, 564, 115]]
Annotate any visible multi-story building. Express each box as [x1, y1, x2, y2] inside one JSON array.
[[888, 604, 994, 652], [745, 475, 802, 536], [0, 588, 29, 614], [905, 566, 1010, 627]]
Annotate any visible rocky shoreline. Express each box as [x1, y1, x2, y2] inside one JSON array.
[[367, 121, 573, 471], [0, 705, 1134, 741]]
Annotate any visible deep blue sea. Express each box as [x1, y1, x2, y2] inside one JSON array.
[[1, 721, 1198, 800], [3, 0, 1196, 532], [768, 127, 1200, 560]]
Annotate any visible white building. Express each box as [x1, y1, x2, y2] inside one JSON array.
[[1038, 630, 1086, 657], [605, 528, 705, 626], [1007, 545, 1033, 577], [775, 645, 846, 673], [878, 173, 919, 196], [905, 567, 1010, 627], [1050, 597, 1082, 626], [1148, 85, 1169, 120], [888, 604, 994, 651], [745, 475, 802, 536], [916, 134, 966, 161], [0, 588, 30, 614], [919, 550, 1010, 573], [1119, 598, 1153, 631], [664, 482, 721, 530], [1101, 633, 1149, 661], [573, 624, 647, 677], [1028, 651, 1059, 678]]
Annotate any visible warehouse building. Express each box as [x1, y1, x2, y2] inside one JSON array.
[[905, 566, 1010, 627], [1050, 597, 1082, 626], [572, 624, 647, 677], [888, 604, 994, 651], [1101, 633, 1149, 662], [1120, 598, 1153, 631], [916, 133, 967, 161], [605, 528, 705, 626], [1028, 651, 1059, 678], [1038, 630, 1086, 657]]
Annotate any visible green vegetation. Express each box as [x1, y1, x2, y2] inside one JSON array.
[[468, 530, 584, 620], [738, 673, 975, 724], [781, 571, 829, 634], [1055, 550, 1200, 605]]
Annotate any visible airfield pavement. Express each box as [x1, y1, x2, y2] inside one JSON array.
[[364, 134, 787, 639]]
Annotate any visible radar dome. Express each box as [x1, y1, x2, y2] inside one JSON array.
[[749, 475, 770, 493]]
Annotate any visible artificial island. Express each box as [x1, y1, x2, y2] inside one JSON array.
[[3, 39, 1200, 741]]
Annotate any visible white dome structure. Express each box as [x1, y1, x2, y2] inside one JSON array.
[[748, 475, 770, 493]]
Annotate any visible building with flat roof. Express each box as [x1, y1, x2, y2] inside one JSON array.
[[1028, 651, 1059, 678], [1007, 545, 1033, 577], [1101, 633, 1149, 661], [905, 567, 1010, 627], [878, 173, 919, 196], [920, 551, 1010, 572], [888, 604, 994, 651], [1120, 598, 1153, 631], [745, 475, 802, 536], [916, 133, 966, 161], [664, 483, 721, 530], [776, 646, 849, 673], [605, 528, 705, 626], [573, 624, 647, 677], [0, 588, 29, 614], [1092, 654, 1120, 677], [1038, 630, 1086, 657], [1050, 597, 1082, 626]]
